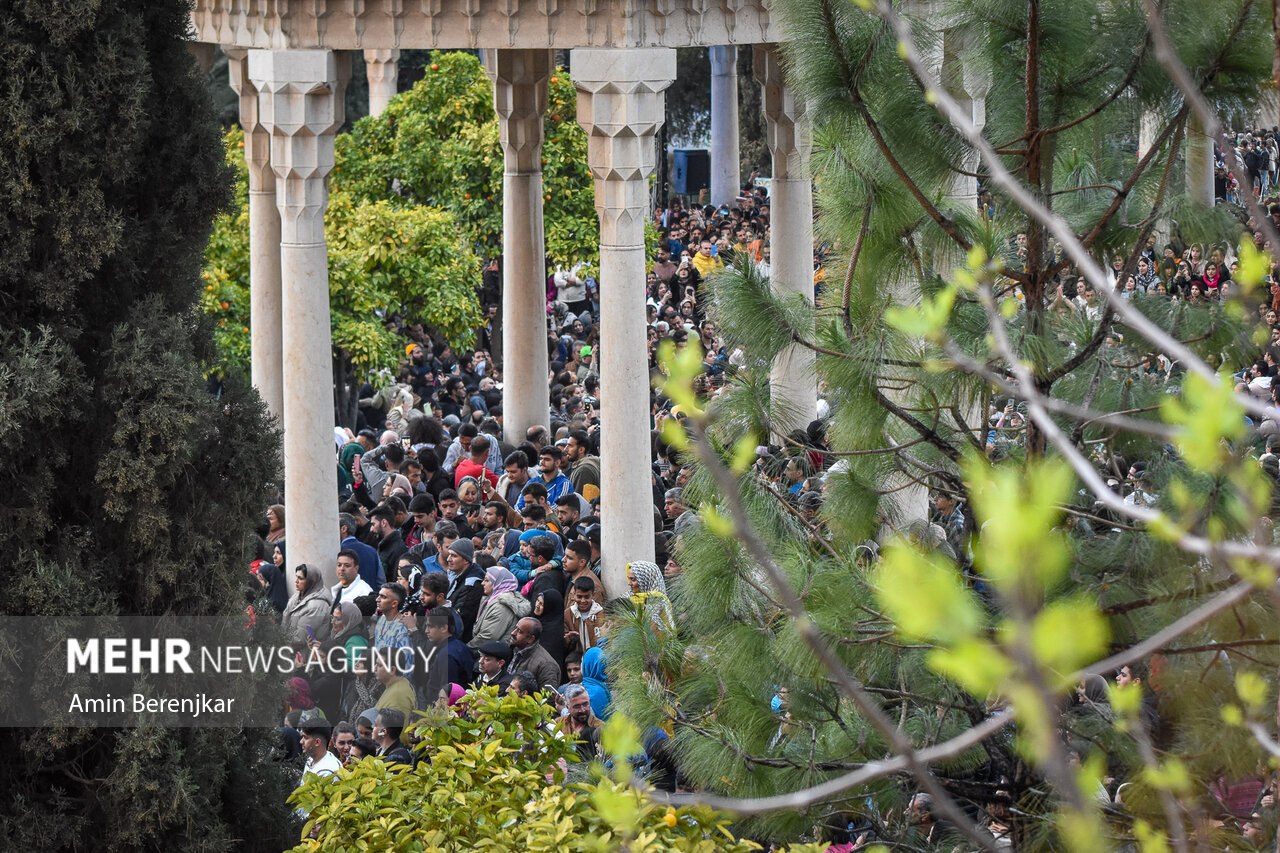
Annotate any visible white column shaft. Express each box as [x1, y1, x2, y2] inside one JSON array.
[[709, 45, 740, 207], [364, 49, 400, 117], [755, 45, 817, 433], [248, 186, 284, 419], [250, 48, 344, 585], [769, 174, 817, 430], [1186, 114, 1215, 206], [1138, 109, 1161, 160], [502, 172, 550, 438], [574, 47, 676, 598], [491, 49, 553, 442], [227, 47, 284, 420]]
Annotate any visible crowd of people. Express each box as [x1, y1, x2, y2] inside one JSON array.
[[238, 133, 1280, 849], [248, 187, 797, 799]]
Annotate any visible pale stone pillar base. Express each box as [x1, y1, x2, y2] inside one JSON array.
[[489, 49, 553, 442], [573, 47, 676, 599], [755, 45, 816, 435], [365, 49, 400, 117], [250, 49, 345, 585], [709, 45, 740, 207]]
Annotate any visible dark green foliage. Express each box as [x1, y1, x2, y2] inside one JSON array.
[[0, 0, 294, 848]]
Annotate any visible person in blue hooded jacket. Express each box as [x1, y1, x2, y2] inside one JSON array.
[[581, 646, 611, 720]]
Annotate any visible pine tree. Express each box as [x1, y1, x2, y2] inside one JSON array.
[[611, 0, 1280, 849], [0, 1, 294, 848]]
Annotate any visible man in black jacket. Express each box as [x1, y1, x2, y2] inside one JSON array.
[[373, 708, 413, 767], [443, 539, 485, 642], [371, 504, 408, 580], [475, 641, 514, 694]]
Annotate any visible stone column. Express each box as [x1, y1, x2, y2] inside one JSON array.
[[949, 61, 989, 210], [364, 49, 400, 117], [489, 49, 553, 442], [1186, 113, 1215, 206], [226, 48, 284, 421], [249, 49, 344, 585], [755, 45, 817, 434], [709, 45, 740, 207], [573, 48, 676, 599], [1137, 109, 1161, 160]]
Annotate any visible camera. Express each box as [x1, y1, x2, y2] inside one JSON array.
[[403, 590, 428, 618]]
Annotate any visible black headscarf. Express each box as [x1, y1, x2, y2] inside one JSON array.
[[258, 555, 289, 614], [534, 588, 565, 674]]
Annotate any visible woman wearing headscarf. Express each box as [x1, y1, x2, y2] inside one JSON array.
[[341, 648, 383, 722], [324, 602, 369, 667], [265, 504, 287, 543], [282, 564, 333, 649], [468, 566, 531, 650], [253, 552, 289, 613], [626, 560, 675, 633], [307, 601, 369, 720], [581, 646, 612, 720], [338, 440, 363, 499], [533, 588, 566, 676]]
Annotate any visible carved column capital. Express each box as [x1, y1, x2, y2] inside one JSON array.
[[225, 47, 272, 193], [709, 44, 736, 78], [364, 48, 401, 117], [490, 49, 552, 174], [248, 50, 347, 245], [753, 43, 810, 182], [572, 48, 675, 244]]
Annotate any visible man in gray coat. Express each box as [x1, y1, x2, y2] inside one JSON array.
[[508, 617, 561, 695]]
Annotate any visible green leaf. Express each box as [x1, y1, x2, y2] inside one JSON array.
[[1236, 238, 1270, 293], [965, 454, 1074, 597], [876, 543, 984, 644], [927, 638, 1013, 695], [1160, 372, 1245, 473], [1143, 757, 1193, 794], [1030, 600, 1109, 688], [1236, 670, 1269, 712], [729, 433, 758, 475]]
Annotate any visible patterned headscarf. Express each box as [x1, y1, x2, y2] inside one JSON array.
[[628, 560, 674, 631], [627, 560, 666, 595], [486, 567, 519, 597], [477, 567, 519, 621]]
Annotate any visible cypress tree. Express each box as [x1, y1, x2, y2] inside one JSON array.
[[0, 0, 294, 848]]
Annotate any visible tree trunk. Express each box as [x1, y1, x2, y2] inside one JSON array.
[[332, 347, 358, 430]]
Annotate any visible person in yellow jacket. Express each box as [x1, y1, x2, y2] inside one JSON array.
[[690, 239, 723, 278]]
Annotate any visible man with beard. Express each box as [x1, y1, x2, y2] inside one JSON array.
[[370, 505, 408, 579], [496, 451, 532, 507], [555, 684, 603, 763], [405, 342, 435, 399], [475, 500, 509, 548], [564, 429, 600, 500]]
